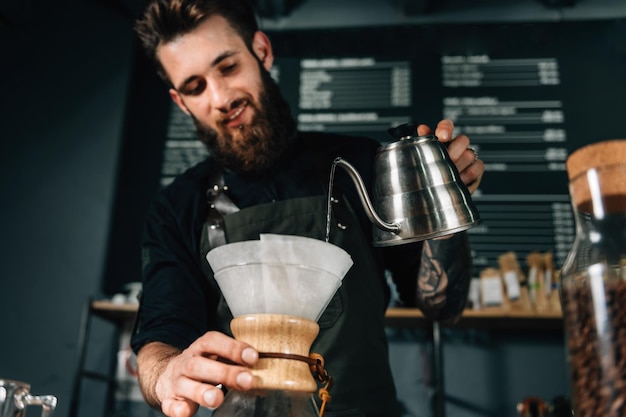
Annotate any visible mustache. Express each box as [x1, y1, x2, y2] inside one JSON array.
[[219, 98, 249, 125]]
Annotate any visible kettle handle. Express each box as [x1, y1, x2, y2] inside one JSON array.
[[332, 157, 400, 233], [23, 394, 58, 417]]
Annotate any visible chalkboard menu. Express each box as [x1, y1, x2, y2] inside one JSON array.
[[102, 18, 626, 294]]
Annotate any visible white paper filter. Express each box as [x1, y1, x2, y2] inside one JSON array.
[[259, 234, 353, 279], [206, 235, 353, 320]]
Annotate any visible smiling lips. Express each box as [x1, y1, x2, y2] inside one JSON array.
[[223, 101, 248, 128]]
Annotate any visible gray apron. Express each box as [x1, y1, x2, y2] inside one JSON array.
[[200, 192, 401, 417]]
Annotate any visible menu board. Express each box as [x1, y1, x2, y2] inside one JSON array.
[[267, 52, 574, 270], [102, 18, 626, 294], [261, 19, 626, 272], [439, 55, 572, 269]]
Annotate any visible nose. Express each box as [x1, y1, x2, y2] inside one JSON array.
[[206, 76, 234, 113]]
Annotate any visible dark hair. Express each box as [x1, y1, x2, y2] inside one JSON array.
[[135, 0, 259, 81]]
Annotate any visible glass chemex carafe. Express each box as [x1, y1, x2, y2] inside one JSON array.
[[559, 139, 626, 417], [206, 234, 353, 417]]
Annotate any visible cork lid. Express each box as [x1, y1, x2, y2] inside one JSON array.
[[566, 139, 626, 180], [566, 139, 626, 208]]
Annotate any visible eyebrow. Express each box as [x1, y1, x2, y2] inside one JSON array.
[[174, 50, 239, 92]]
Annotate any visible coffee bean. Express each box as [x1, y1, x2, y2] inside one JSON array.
[[561, 280, 626, 417]]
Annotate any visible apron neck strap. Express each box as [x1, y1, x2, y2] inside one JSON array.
[[205, 161, 239, 251]]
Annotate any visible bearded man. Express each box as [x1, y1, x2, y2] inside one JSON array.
[[131, 1, 485, 417]]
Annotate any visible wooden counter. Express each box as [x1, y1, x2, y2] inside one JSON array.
[[92, 299, 563, 329], [385, 306, 563, 330]]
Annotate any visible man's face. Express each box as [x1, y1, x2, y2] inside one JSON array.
[[157, 15, 295, 175]]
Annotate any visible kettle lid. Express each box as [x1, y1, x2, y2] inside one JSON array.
[[388, 122, 420, 140], [385, 122, 436, 151]]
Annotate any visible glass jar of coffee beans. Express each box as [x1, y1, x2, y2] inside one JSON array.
[[560, 140, 626, 417]]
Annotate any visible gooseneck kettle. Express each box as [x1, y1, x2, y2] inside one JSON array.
[[333, 122, 481, 246]]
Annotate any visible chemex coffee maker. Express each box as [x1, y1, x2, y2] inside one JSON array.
[[206, 234, 353, 417], [0, 379, 57, 417]]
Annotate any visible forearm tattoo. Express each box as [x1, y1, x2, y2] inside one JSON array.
[[416, 233, 472, 322]]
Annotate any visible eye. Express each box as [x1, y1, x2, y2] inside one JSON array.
[[220, 63, 237, 75], [181, 78, 206, 96]]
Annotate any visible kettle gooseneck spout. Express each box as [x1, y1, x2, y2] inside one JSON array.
[[332, 157, 400, 233]]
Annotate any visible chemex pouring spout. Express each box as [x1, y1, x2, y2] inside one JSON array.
[[331, 123, 481, 247]]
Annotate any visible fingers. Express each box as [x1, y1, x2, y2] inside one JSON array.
[[176, 351, 253, 389], [166, 373, 226, 410], [417, 123, 432, 136], [442, 131, 484, 191], [434, 119, 455, 142], [157, 332, 259, 415], [449, 137, 483, 190], [161, 396, 200, 417], [419, 119, 485, 192], [446, 134, 470, 162], [182, 332, 257, 389], [190, 331, 258, 367], [417, 119, 455, 142], [462, 160, 485, 193]]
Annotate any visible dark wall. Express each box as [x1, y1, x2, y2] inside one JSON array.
[[0, 1, 135, 416]]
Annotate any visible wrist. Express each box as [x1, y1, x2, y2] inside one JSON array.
[[137, 342, 181, 409]]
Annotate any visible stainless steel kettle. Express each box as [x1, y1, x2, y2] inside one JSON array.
[[333, 122, 481, 246], [0, 379, 57, 417]]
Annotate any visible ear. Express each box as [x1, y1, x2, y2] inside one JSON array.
[[252, 31, 274, 71], [169, 88, 191, 115]]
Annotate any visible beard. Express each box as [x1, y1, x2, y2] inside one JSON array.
[[192, 66, 297, 176]]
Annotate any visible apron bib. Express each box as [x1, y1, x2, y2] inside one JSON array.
[[201, 195, 401, 417]]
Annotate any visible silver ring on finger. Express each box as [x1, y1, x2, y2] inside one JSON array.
[[467, 146, 478, 162]]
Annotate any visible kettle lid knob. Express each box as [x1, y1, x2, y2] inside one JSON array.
[[387, 122, 419, 140]]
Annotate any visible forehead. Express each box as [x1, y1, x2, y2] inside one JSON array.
[[157, 15, 246, 82]]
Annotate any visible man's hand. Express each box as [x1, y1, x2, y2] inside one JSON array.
[[417, 119, 485, 193], [137, 332, 259, 417]]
